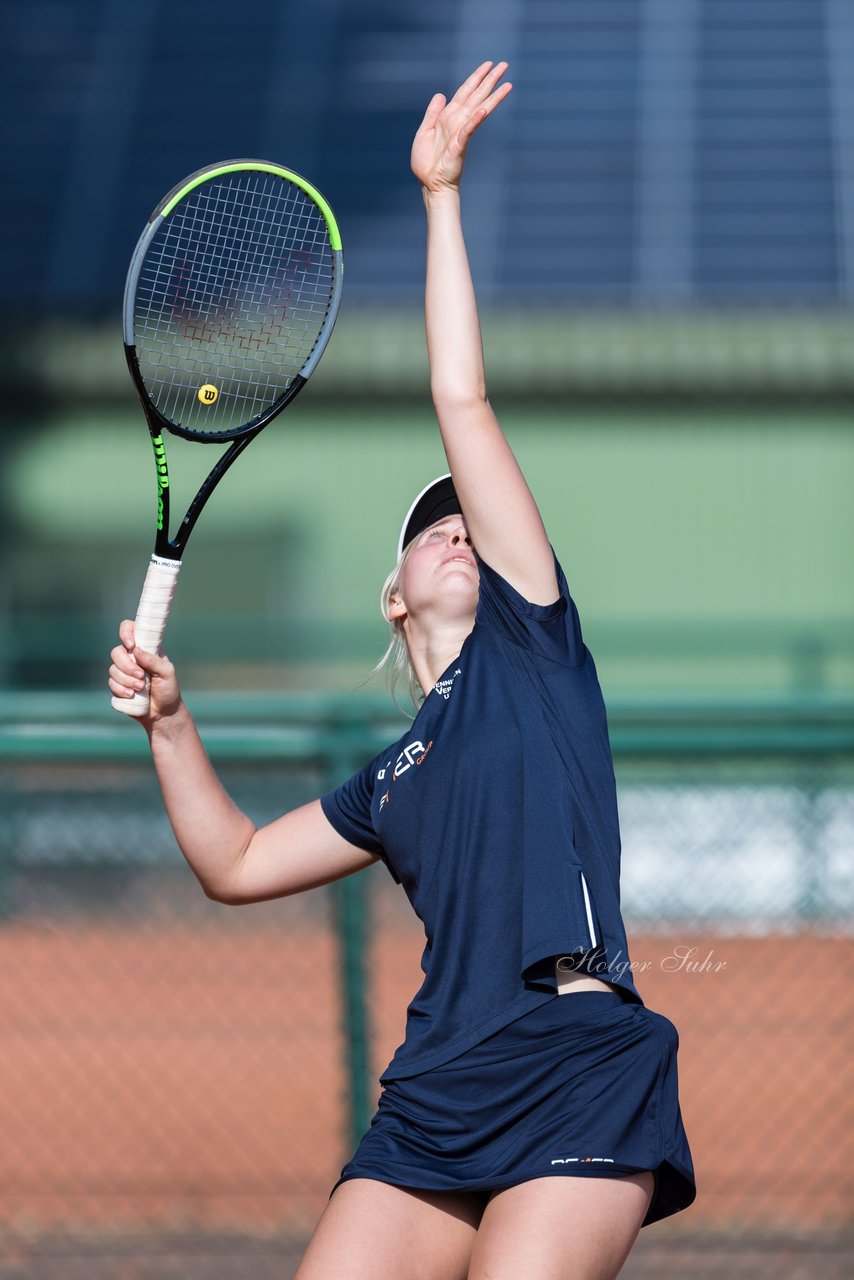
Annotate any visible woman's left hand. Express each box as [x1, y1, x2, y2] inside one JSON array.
[[411, 61, 512, 195]]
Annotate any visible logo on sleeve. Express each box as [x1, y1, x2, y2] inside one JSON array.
[[377, 738, 434, 809]]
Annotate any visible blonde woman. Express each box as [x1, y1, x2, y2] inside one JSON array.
[[109, 62, 695, 1280]]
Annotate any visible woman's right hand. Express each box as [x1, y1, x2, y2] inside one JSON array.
[[108, 620, 182, 725]]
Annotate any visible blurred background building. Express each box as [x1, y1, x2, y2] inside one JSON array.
[[2, 0, 853, 695], [0, 2, 851, 1277]]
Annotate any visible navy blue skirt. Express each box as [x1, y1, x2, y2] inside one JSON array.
[[334, 990, 696, 1229]]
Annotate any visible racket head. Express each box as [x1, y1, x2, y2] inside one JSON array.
[[124, 160, 343, 443]]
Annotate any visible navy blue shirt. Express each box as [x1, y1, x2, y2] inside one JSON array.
[[320, 549, 643, 1080]]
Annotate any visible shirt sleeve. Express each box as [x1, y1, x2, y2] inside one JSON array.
[[474, 545, 587, 668], [320, 756, 385, 857]]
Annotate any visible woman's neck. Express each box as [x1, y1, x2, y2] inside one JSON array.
[[403, 616, 473, 696]]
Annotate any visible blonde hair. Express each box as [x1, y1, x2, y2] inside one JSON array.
[[371, 540, 423, 715]]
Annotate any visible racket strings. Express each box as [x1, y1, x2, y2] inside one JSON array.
[[134, 172, 335, 436], [142, 183, 329, 428]]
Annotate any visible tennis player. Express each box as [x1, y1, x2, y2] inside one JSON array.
[[109, 62, 695, 1280]]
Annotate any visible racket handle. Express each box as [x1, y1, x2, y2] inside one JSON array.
[[112, 555, 183, 717]]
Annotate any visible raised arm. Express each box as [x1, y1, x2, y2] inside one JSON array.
[[411, 62, 559, 605], [108, 623, 379, 904]]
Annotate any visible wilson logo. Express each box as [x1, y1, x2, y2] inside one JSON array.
[[197, 383, 219, 405], [151, 435, 169, 531], [151, 436, 169, 490]]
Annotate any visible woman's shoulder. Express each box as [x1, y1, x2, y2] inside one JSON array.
[[474, 548, 588, 670]]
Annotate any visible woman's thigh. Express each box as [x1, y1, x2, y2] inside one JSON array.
[[293, 1177, 484, 1280], [467, 1172, 655, 1280]]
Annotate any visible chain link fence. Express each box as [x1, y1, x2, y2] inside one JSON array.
[[1, 694, 851, 1278]]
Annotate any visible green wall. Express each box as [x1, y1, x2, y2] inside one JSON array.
[[5, 404, 852, 693]]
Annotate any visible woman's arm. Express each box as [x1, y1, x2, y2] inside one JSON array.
[[412, 62, 559, 605], [108, 623, 379, 904]]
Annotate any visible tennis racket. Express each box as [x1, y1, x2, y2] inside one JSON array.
[[111, 159, 343, 716]]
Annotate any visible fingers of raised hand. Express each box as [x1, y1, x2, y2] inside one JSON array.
[[456, 91, 511, 150], [450, 60, 497, 106], [446, 65, 511, 148], [469, 60, 511, 114], [412, 62, 511, 188], [480, 75, 512, 119], [451, 60, 510, 110]]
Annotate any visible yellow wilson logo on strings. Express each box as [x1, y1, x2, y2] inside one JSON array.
[[198, 384, 219, 405]]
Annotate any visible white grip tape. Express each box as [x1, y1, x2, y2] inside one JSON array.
[[112, 555, 182, 717]]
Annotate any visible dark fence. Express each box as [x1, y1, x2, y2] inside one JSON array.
[[1, 692, 852, 1277]]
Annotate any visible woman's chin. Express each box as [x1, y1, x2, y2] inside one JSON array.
[[439, 579, 479, 611]]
